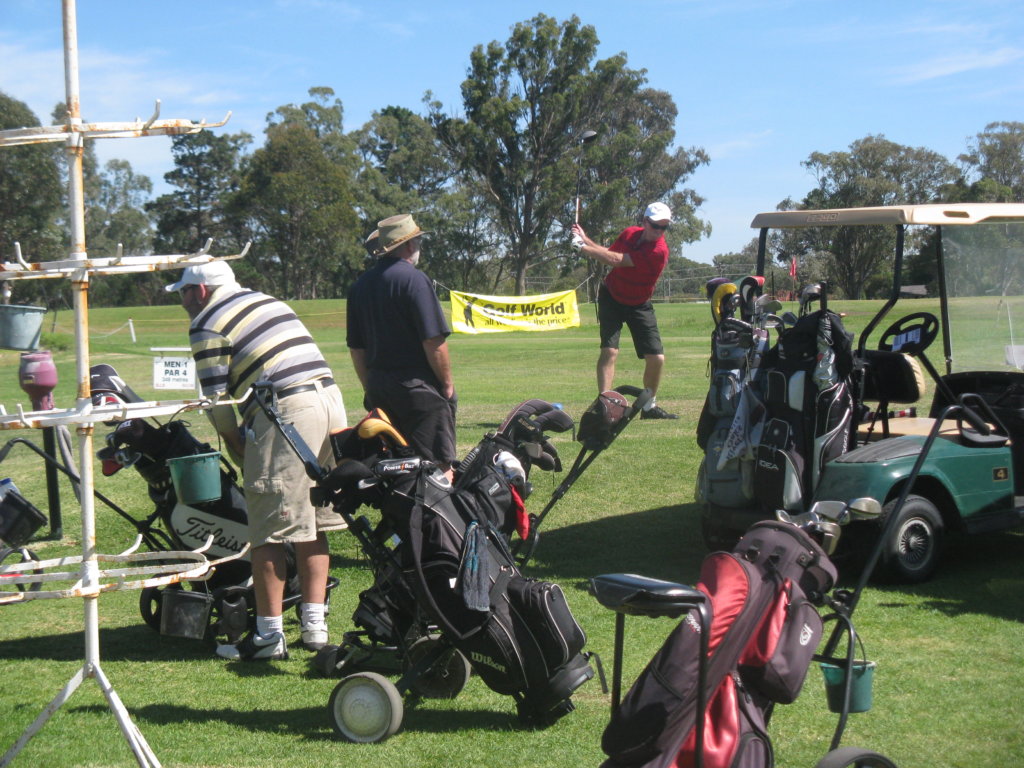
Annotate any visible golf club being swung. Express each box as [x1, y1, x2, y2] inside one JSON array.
[[573, 129, 598, 224]]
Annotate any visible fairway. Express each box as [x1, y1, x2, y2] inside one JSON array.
[[0, 299, 1022, 767]]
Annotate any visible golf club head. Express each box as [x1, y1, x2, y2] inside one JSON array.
[[775, 509, 821, 528], [847, 497, 883, 521], [799, 283, 822, 316], [781, 311, 799, 329], [812, 520, 842, 555], [807, 499, 850, 524], [755, 295, 784, 315]]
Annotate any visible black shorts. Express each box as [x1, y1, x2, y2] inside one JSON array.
[[598, 284, 664, 358], [366, 369, 458, 465]]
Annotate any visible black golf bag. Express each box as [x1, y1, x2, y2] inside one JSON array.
[[601, 521, 838, 768], [753, 306, 855, 513], [381, 452, 594, 724], [295, 397, 593, 726]]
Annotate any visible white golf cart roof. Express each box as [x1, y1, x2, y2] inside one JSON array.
[[751, 203, 1024, 229]]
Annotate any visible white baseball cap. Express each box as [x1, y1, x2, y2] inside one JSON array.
[[644, 202, 673, 223], [165, 261, 238, 292]]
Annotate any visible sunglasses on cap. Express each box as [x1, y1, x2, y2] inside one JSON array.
[[646, 218, 670, 231]]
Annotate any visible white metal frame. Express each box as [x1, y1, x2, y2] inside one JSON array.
[[0, 3, 247, 766]]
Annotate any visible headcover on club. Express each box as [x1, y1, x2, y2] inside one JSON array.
[[577, 390, 629, 451], [89, 364, 143, 405], [498, 399, 573, 441], [331, 410, 411, 463], [323, 458, 376, 493], [357, 417, 409, 447]]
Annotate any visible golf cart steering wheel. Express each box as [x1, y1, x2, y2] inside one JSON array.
[[878, 312, 939, 357]]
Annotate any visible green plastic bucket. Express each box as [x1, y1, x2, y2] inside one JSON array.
[[167, 452, 222, 505], [0, 305, 46, 351], [159, 588, 213, 640], [820, 660, 876, 713]]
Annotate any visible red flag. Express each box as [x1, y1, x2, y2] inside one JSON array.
[[789, 257, 797, 278]]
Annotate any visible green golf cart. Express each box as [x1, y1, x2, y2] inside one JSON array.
[[750, 203, 1024, 582]]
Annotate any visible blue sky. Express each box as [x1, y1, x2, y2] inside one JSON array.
[[3, 0, 1022, 263]]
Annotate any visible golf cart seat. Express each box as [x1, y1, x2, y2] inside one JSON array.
[[859, 350, 929, 439], [861, 349, 925, 404]]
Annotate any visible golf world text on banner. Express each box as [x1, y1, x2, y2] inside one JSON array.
[[450, 289, 580, 334]]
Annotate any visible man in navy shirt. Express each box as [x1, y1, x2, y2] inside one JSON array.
[[347, 214, 458, 474]]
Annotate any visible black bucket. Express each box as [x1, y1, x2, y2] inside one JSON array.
[[160, 588, 214, 640], [0, 490, 47, 548]]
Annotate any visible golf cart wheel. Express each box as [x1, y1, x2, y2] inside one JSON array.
[[814, 746, 899, 767], [404, 634, 472, 699], [879, 494, 944, 583], [328, 672, 404, 743]]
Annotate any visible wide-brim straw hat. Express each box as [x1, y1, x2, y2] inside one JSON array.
[[374, 214, 430, 256]]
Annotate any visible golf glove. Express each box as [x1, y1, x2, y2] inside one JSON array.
[[570, 234, 584, 252]]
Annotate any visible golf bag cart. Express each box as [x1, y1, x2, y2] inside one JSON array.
[[251, 384, 599, 742], [90, 364, 335, 641], [698, 203, 1024, 582], [592, 496, 898, 768]]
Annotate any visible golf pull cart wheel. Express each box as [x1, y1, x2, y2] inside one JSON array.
[[879, 494, 944, 583], [404, 634, 472, 699], [814, 746, 899, 768], [328, 671, 404, 743], [139, 583, 179, 632]]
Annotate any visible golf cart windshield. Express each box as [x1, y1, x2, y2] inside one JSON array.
[[944, 220, 1024, 373]]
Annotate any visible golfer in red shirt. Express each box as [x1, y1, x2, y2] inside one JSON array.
[[571, 202, 678, 419]]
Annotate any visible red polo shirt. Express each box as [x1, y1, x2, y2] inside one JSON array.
[[603, 226, 669, 305]]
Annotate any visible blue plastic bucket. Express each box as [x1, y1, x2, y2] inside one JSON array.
[[0, 305, 46, 351], [167, 452, 222, 505]]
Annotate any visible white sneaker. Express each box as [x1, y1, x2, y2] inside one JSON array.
[[216, 631, 288, 661], [301, 623, 329, 651]]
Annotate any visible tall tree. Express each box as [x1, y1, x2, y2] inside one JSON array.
[[87, 159, 160, 306], [147, 130, 251, 255], [959, 121, 1024, 201], [0, 93, 64, 306], [353, 105, 498, 292], [790, 135, 961, 298], [430, 14, 709, 294], [232, 88, 359, 299]]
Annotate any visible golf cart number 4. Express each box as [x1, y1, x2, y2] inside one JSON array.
[[993, 467, 1010, 482]]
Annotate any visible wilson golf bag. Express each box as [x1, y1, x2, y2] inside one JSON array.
[[753, 300, 855, 513], [312, 399, 592, 725], [601, 521, 838, 768], [378, 439, 594, 725]]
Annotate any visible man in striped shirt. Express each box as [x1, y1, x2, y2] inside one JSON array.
[[166, 261, 346, 661]]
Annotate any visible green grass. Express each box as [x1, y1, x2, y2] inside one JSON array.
[[1, 299, 1022, 767]]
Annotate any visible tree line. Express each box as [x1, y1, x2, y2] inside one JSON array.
[[1, 14, 1022, 308]]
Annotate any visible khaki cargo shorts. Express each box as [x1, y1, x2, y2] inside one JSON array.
[[243, 380, 348, 546]]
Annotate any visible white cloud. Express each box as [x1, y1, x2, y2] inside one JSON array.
[[892, 46, 1024, 84]]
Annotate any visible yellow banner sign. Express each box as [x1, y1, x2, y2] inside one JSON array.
[[451, 289, 580, 334]]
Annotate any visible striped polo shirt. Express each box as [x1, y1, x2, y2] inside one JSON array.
[[189, 286, 332, 401]]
